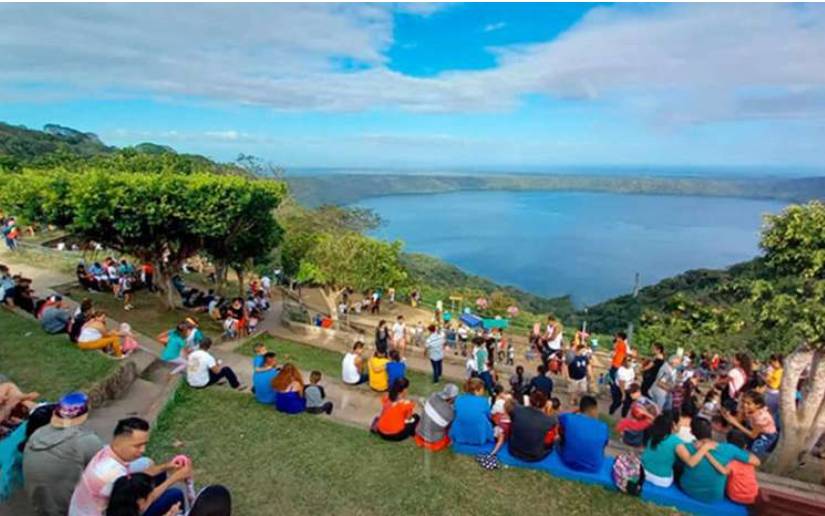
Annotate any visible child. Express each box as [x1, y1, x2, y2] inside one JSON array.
[[305, 371, 334, 415], [252, 342, 268, 371], [386, 349, 406, 390], [705, 431, 760, 505], [617, 384, 658, 447], [118, 274, 134, 311], [699, 388, 720, 421], [721, 390, 778, 459], [490, 385, 513, 455], [506, 339, 515, 366], [118, 322, 140, 355]]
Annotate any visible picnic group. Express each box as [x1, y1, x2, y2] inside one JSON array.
[[0, 252, 821, 516]]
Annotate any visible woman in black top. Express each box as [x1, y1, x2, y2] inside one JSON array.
[[375, 320, 389, 354], [641, 342, 665, 396]]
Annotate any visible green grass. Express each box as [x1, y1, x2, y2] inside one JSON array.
[[0, 309, 117, 399], [56, 283, 224, 340], [148, 386, 668, 516], [237, 335, 447, 398]]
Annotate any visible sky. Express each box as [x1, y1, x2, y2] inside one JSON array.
[[1, 2, 825, 173]]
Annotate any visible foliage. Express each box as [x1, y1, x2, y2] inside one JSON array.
[[296, 232, 408, 294], [0, 169, 74, 226]]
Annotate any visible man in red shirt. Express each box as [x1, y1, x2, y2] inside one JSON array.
[[608, 332, 629, 415]]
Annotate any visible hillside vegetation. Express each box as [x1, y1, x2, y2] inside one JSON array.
[[286, 172, 825, 207]]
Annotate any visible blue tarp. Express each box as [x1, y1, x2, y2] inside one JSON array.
[[460, 313, 483, 328]]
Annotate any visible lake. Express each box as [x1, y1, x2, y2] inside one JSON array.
[[357, 190, 787, 306]]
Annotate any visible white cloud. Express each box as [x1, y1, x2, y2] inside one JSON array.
[[1, 3, 825, 124], [483, 22, 507, 33]]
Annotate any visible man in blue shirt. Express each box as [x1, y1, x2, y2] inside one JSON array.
[[528, 364, 554, 398], [558, 395, 609, 472], [253, 352, 280, 405]]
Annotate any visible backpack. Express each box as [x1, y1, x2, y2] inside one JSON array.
[[612, 452, 645, 496], [475, 453, 500, 471]]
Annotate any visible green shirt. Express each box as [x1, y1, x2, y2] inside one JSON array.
[[679, 442, 750, 503], [641, 434, 681, 478]]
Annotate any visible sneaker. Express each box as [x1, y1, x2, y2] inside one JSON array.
[[235, 384, 248, 391]]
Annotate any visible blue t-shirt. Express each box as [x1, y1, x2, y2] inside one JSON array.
[[568, 355, 590, 380], [252, 354, 266, 369], [386, 361, 406, 390], [558, 413, 609, 472], [161, 330, 186, 361], [680, 442, 751, 503], [449, 394, 494, 445], [253, 368, 280, 405], [529, 375, 554, 397]]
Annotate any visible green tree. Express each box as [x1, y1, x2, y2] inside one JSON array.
[[755, 202, 825, 474], [296, 232, 408, 323]]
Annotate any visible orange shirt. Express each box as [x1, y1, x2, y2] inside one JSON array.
[[611, 339, 627, 368], [726, 460, 758, 504], [376, 396, 414, 435]]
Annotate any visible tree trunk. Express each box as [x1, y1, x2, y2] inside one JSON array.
[[214, 262, 227, 296], [235, 267, 245, 298], [319, 287, 341, 325], [766, 346, 825, 475], [158, 268, 178, 311]]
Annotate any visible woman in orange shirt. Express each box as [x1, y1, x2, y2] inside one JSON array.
[[372, 378, 419, 441]]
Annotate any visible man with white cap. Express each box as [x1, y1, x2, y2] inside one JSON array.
[[414, 383, 459, 452], [23, 392, 104, 516]]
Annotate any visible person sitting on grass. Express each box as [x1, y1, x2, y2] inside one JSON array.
[[372, 378, 419, 442], [186, 338, 245, 391], [677, 417, 761, 504], [368, 350, 390, 392], [39, 295, 71, 334], [76, 311, 126, 359], [720, 390, 778, 460], [252, 352, 280, 405], [449, 378, 495, 447], [558, 396, 609, 473], [415, 383, 459, 452], [68, 298, 93, 344], [640, 412, 682, 488], [305, 370, 333, 415], [272, 363, 306, 414], [23, 392, 103, 516], [507, 390, 558, 462], [342, 341, 369, 386], [251, 341, 268, 370], [105, 473, 159, 516], [490, 386, 514, 456], [159, 321, 192, 375], [189, 484, 232, 516], [69, 417, 191, 516], [386, 349, 407, 391]]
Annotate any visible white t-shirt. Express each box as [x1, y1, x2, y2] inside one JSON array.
[[78, 325, 103, 343], [616, 365, 635, 387], [187, 349, 216, 387], [392, 322, 406, 340], [342, 352, 360, 384], [261, 276, 271, 289]]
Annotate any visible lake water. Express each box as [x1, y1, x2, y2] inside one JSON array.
[[357, 191, 787, 306]]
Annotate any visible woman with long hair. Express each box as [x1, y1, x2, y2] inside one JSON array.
[[372, 378, 419, 441], [189, 485, 232, 516], [723, 352, 752, 411], [640, 412, 680, 487], [105, 473, 154, 516], [273, 363, 306, 414]]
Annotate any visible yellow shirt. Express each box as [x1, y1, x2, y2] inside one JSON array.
[[767, 367, 783, 390], [368, 356, 389, 391]]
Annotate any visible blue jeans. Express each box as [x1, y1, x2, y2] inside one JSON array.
[[479, 370, 494, 394], [430, 359, 443, 383], [142, 473, 185, 516]]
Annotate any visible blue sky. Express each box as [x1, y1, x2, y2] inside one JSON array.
[[1, 3, 824, 173]]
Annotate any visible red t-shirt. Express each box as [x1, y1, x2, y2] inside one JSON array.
[[376, 396, 414, 435], [726, 460, 758, 504]]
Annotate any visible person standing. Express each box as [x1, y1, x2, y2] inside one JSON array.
[[374, 320, 389, 355], [24, 393, 104, 516], [641, 343, 666, 397], [391, 315, 407, 353], [567, 344, 592, 407], [425, 324, 445, 383]]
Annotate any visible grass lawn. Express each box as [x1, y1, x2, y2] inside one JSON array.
[[0, 309, 117, 399], [56, 283, 224, 340], [148, 387, 668, 516], [237, 335, 446, 398]]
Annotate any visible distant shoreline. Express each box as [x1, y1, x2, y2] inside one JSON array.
[[285, 172, 825, 207]]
